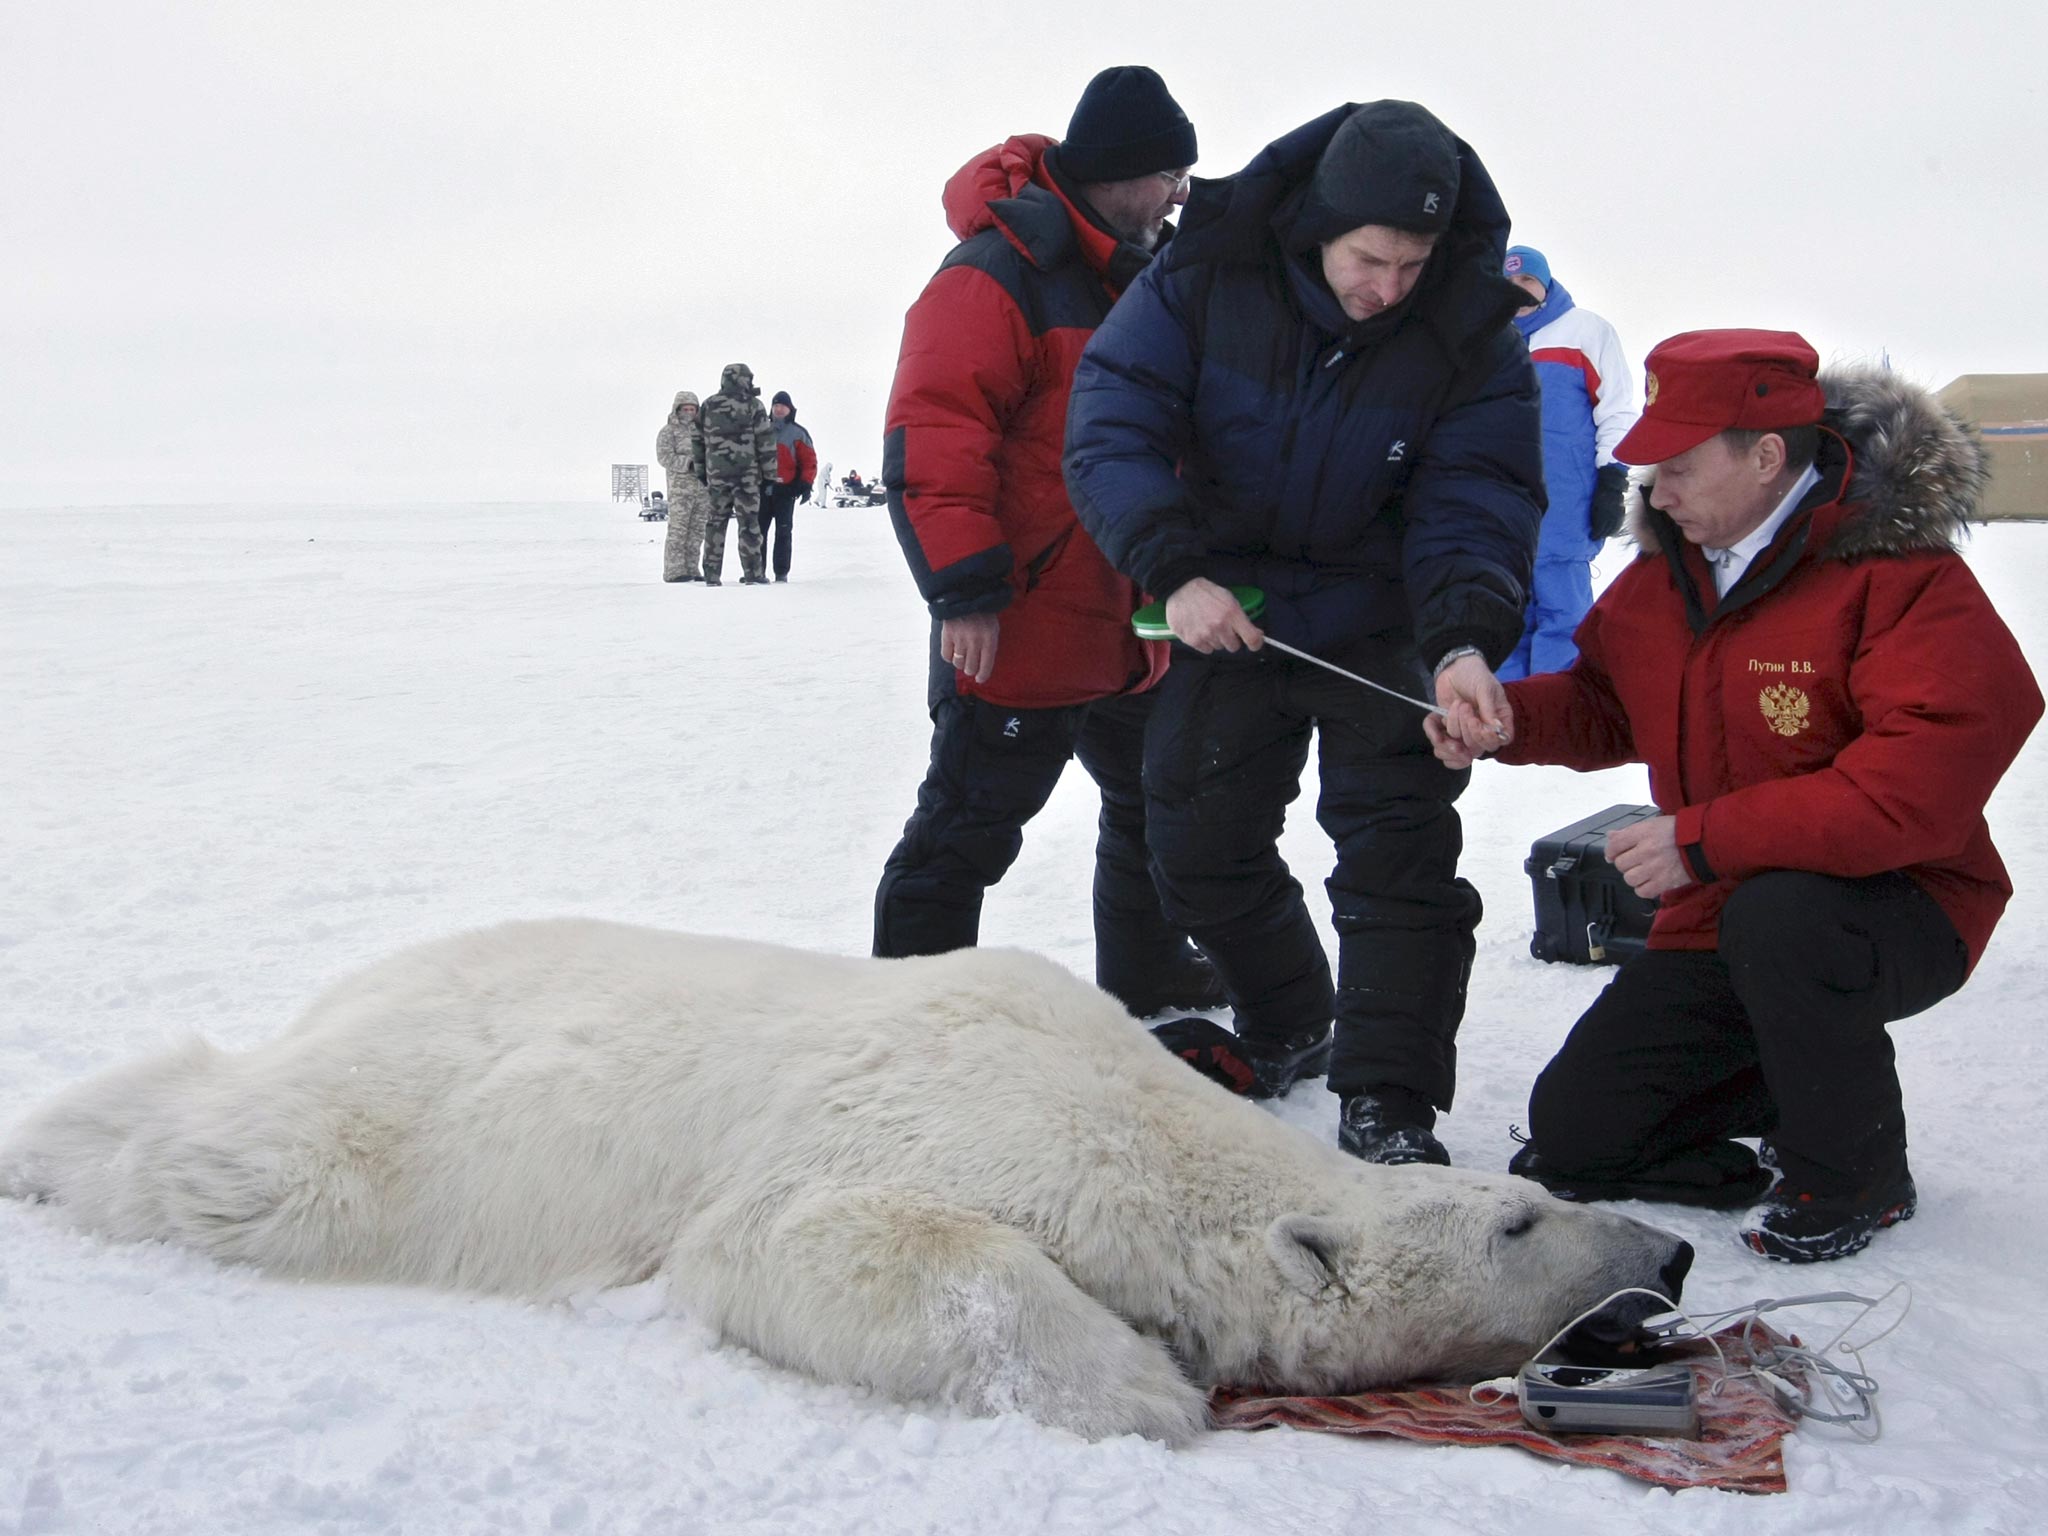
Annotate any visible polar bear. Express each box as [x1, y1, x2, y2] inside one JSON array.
[[1, 920, 1691, 1444]]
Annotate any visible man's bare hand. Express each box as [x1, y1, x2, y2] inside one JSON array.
[[940, 612, 1000, 684], [1163, 578, 1264, 653], [1606, 815, 1691, 898], [1423, 712, 1479, 769], [1434, 653, 1512, 754]]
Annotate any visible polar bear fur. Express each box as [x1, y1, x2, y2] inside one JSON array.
[[1, 920, 1690, 1443]]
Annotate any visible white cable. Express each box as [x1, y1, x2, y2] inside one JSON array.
[[1474, 1284, 1908, 1439], [1642, 1285, 1909, 1439], [1467, 1284, 1692, 1408]]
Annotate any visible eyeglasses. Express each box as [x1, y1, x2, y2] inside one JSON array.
[[1153, 168, 1192, 195]]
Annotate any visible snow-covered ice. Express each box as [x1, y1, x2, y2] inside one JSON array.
[[3, 502, 2044, 1534]]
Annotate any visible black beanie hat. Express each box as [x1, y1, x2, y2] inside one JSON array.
[[1298, 100, 1460, 245], [1059, 66, 1197, 183], [771, 390, 793, 409]]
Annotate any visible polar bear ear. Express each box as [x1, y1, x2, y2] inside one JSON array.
[[1266, 1213, 1349, 1295]]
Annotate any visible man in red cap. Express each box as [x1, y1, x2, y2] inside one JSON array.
[[1429, 329, 2042, 1262]]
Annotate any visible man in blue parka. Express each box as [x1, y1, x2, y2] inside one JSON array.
[[1063, 100, 1543, 1165]]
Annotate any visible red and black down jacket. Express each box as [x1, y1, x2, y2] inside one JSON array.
[[881, 134, 1168, 709], [772, 416, 817, 487], [1500, 369, 2042, 972]]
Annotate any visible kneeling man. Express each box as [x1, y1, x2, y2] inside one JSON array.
[[1429, 330, 2041, 1261]]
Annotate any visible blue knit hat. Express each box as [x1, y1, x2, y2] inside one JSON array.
[[1504, 245, 1551, 287]]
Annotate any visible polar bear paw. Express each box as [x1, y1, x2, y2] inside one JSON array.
[[919, 1245, 1209, 1444], [678, 1187, 1210, 1445], [983, 1321, 1209, 1446]]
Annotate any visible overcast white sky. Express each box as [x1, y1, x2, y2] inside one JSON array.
[[3, 0, 2043, 507]]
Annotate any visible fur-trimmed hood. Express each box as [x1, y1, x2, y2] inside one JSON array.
[[1625, 365, 1989, 560]]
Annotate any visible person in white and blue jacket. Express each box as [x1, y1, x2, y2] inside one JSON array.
[[1063, 101, 1543, 1167], [1498, 245, 1639, 678]]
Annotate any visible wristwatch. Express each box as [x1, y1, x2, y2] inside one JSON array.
[[1432, 644, 1484, 679]]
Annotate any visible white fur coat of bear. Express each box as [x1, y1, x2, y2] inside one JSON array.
[[1, 920, 1690, 1443]]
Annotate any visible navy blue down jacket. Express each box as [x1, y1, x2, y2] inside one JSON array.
[[1062, 106, 1545, 668]]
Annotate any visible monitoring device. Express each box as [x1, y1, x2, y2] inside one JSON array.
[[1517, 1358, 1700, 1439]]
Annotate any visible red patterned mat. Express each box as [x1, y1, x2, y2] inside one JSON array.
[[1209, 1325, 1802, 1494]]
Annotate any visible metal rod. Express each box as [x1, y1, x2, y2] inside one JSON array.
[[1257, 637, 1447, 716], [1258, 637, 1510, 743]]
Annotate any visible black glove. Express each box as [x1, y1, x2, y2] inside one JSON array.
[[797, 482, 812, 504], [1590, 463, 1630, 541]]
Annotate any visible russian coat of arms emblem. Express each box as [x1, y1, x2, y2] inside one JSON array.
[[1758, 683, 1810, 737]]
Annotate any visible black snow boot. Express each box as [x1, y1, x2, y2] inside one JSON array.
[[1338, 1088, 1450, 1167], [1507, 1137, 1771, 1209], [1737, 1156, 1916, 1264], [1151, 1016, 1330, 1101]]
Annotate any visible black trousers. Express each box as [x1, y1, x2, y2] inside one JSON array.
[[1528, 870, 1968, 1188], [872, 683, 1190, 999], [757, 484, 797, 578], [1141, 643, 1479, 1106]]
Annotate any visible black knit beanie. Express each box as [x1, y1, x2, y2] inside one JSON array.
[[771, 390, 793, 409], [1059, 66, 1197, 183], [1295, 100, 1460, 245]]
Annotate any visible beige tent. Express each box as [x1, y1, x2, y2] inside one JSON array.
[[1937, 374, 2047, 521]]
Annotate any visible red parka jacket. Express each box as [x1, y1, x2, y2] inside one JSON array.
[[771, 415, 817, 488], [1501, 368, 2041, 972], [880, 135, 1169, 709]]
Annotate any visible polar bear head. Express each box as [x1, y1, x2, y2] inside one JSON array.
[[1234, 1166, 1691, 1392]]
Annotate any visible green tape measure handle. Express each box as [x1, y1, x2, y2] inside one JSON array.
[[1130, 585, 1267, 640]]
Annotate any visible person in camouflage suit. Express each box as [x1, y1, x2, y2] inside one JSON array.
[[656, 390, 713, 582], [691, 363, 779, 585]]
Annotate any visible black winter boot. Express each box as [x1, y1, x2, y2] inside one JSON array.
[[1507, 1137, 1771, 1208], [1338, 1087, 1450, 1167], [1737, 1154, 1916, 1263], [1151, 1016, 1330, 1100]]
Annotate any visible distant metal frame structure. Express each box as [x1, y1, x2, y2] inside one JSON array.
[[611, 464, 649, 502]]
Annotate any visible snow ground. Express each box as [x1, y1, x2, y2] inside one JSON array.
[[3, 503, 2044, 1535]]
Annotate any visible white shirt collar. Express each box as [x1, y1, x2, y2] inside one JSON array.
[[1704, 463, 1822, 597]]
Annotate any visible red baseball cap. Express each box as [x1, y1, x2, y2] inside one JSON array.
[[1613, 329, 1827, 466]]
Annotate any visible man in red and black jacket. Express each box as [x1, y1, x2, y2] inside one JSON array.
[[872, 66, 1220, 1017], [1430, 330, 2043, 1263], [758, 390, 816, 582]]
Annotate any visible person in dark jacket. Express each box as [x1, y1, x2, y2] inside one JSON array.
[[872, 67, 1223, 1018], [1429, 330, 2042, 1261], [758, 390, 817, 582], [1063, 100, 1544, 1163]]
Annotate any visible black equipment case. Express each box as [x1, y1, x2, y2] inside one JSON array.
[[1525, 804, 1661, 965]]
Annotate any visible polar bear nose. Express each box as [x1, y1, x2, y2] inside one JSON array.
[[1659, 1240, 1694, 1302], [1557, 1237, 1695, 1366]]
